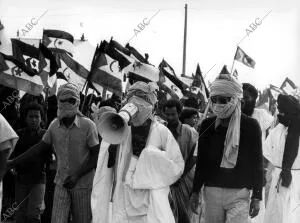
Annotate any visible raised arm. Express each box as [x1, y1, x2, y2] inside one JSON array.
[[9, 140, 52, 168]]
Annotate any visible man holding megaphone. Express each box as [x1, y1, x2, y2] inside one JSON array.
[[91, 81, 185, 223]]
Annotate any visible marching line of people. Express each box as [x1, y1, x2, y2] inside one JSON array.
[[0, 71, 299, 223]]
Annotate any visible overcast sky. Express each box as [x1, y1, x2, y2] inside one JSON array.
[[0, 0, 299, 90]]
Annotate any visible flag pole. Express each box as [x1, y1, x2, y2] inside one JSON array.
[[80, 44, 99, 112], [182, 3, 188, 76], [86, 90, 95, 117], [230, 59, 236, 75], [230, 47, 238, 74], [44, 87, 49, 127]]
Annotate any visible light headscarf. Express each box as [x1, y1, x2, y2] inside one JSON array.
[[125, 81, 158, 126], [57, 83, 83, 120], [209, 73, 243, 168]]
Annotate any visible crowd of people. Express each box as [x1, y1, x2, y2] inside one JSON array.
[[0, 71, 299, 223]]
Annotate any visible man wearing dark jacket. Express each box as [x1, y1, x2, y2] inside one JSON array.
[[190, 73, 263, 223]]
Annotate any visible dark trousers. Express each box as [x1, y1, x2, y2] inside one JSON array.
[[15, 182, 45, 223]]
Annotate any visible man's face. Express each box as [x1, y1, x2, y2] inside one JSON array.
[[184, 114, 199, 128], [26, 110, 41, 130], [242, 90, 256, 116], [164, 107, 179, 125]]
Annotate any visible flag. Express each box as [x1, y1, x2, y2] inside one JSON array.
[[56, 53, 89, 91], [0, 53, 44, 95], [39, 42, 59, 88], [89, 43, 123, 96], [234, 46, 256, 68], [56, 52, 89, 79], [126, 60, 159, 82], [190, 64, 209, 102], [159, 59, 189, 92], [158, 59, 189, 99], [125, 43, 149, 64], [11, 39, 47, 75], [42, 29, 74, 56], [280, 77, 298, 95], [256, 88, 272, 112], [104, 40, 131, 70], [269, 84, 284, 100]]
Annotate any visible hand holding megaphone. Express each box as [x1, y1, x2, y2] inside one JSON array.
[[96, 103, 138, 144]]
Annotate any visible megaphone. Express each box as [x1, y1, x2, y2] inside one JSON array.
[[97, 103, 138, 144]]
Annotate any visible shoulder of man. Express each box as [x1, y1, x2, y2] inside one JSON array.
[[182, 123, 195, 136], [198, 116, 216, 132], [78, 116, 96, 127], [241, 113, 261, 132]]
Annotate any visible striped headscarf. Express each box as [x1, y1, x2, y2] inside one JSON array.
[[57, 83, 83, 119]]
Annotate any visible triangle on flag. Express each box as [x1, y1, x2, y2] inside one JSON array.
[[0, 52, 44, 95], [234, 46, 256, 68], [90, 51, 123, 96], [11, 39, 47, 75], [43, 29, 74, 56]]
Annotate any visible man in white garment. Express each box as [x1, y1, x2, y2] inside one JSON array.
[[91, 81, 184, 223], [264, 94, 300, 223], [242, 83, 274, 223], [0, 114, 18, 213]]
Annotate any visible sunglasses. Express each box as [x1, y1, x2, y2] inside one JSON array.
[[59, 98, 77, 105], [211, 96, 231, 104]]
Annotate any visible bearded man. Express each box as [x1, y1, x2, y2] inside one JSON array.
[[264, 94, 300, 223], [190, 73, 263, 223], [8, 83, 99, 223], [91, 81, 184, 223]]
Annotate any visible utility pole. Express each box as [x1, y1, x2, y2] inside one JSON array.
[[182, 3, 188, 76]]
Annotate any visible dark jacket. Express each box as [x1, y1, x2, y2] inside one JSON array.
[[193, 114, 263, 200]]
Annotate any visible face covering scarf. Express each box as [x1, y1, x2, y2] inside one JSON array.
[[57, 83, 83, 120], [209, 73, 243, 168], [127, 96, 154, 127]]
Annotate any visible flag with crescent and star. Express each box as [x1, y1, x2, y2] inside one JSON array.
[[0, 52, 44, 95], [55, 52, 89, 91], [234, 46, 256, 68], [104, 40, 131, 71], [11, 39, 47, 76], [89, 42, 123, 96], [42, 29, 74, 56]]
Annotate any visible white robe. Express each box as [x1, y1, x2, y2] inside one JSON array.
[[263, 124, 300, 223], [91, 120, 184, 223], [250, 108, 273, 223], [0, 114, 18, 213]]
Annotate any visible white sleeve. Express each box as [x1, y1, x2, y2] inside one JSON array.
[[260, 109, 274, 131], [263, 128, 275, 164], [129, 127, 184, 189], [0, 114, 18, 152]]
